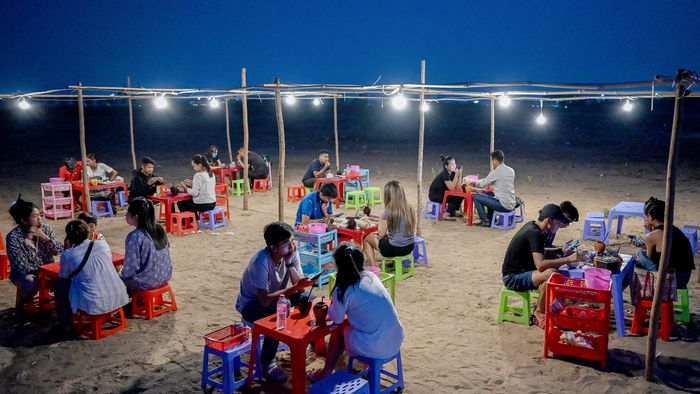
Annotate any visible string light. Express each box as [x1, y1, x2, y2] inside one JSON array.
[[622, 98, 633, 112], [536, 100, 546, 125], [313, 98, 321, 106], [498, 93, 511, 108], [285, 95, 296, 105], [18, 97, 30, 110], [209, 97, 220, 108], [391, 92, 407, 110], [154, 93, 168, 109]]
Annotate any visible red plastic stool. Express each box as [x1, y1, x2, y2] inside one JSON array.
[[72, 307, 128, 340], [253, 179, 270, 192], [131, 283, 178, 320], [15, 288, 41, 314], [0, 251, 9, 280], [170, 212, 198, 237], [631, 298, 675, 341], [287, 184, 307, 202]]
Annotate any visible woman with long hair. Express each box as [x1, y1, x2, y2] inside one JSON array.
[[362, 180, 417, 266], [177, 154, 217, 219], [308, 244, 404, 382], [121, 197, 173, 293], [428, 154, 465, 218]]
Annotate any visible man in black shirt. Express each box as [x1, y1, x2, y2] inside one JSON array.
[[128, 156, 165, 202], [302, 150, 332, 188], [236, 147, 270, 183], [502, 204, 579, 326]]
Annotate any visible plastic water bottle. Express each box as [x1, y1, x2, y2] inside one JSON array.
[[285, 296, 292, 318], [276, 295, 288, 330]]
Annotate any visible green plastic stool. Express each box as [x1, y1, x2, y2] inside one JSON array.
[[231, 179, 251, 196], [497, 287, 539, 325], [328, 272, 396, 304], [345, 190, 367, 210], [364, 187, 382, 206], [381, 253, 415, 283], [675, 288, 690, 324], [305, 187, 314, 195]]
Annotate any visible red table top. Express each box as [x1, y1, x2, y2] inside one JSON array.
[[336, 225, 378, 241], [148, 193, 192, 204], [71, 180, 128, 192], [252, 301, 347, 341]]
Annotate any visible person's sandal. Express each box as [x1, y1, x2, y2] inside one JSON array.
[[263, 363, 288, 383]]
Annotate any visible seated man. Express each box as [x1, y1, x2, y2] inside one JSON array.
[[543, 201, 579, 257], [236, 147, 269, 182], [467, 150, 516, 227], [59, 157, 83, 182], [501, 204, 578, 327], [85, 153, 119, 181], [295, 183, 337, 226], [128, 156, 165, 202], [302, 150, 332, 188], [235, 222, 314, 383]]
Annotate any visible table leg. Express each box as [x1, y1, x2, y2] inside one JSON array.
[[617, 215, 624, 236], [466, 194, 474, 226], [611, 273, 626, 337], [246, 330, 261, 388], [290, 342, 308, 394], [335, 181, 343, 209], [439, 194, 448, 221], [165, 199, 173, 233]]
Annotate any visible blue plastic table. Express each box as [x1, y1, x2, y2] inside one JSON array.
[[606, 201, 646, 243], [611, 254, 635, 337]]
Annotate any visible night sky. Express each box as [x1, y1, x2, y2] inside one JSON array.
[[1, 1, 699, 92]]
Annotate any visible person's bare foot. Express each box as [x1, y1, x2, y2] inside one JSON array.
[[533, 311, 546, 329]]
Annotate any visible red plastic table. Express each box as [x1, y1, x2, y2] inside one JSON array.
[[314, 177, 347, 209], [71, 181, 129, 212], [211, 167, 239, 185], [148, 193, 193, 232], [336, 225, 378, 245], [440, 190, 475, 226], [246, 301, 348, 394]]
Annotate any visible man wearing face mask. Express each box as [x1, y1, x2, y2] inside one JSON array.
[[501, 204, 578, 328], [235, 222, 316, 383]]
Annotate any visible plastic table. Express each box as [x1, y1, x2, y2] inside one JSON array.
[[336, 225, 378, 245], [71, 181, 129, 212], [314, 177, 347, 209], [610, 254, 635, 337], [148, 193, 193, 232], [439, 190, 475, 226], [246, 301, 348, 394], [211, 167, 239, 185], [606, 201, 645, 242]]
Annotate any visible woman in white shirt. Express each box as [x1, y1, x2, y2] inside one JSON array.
[[177, 154, 217, 218], [308, 244, 404, 382]]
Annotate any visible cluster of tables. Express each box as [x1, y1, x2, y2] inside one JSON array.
[[71, 180, 129, 212]]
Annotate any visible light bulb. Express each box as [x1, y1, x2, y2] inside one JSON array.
[[285, 95, 296, 105], [498, 94, 511, 108], [209, 98, 220, 108], [154, 95, 168, 109], [473, 100, 480, 104], [421, 102, 430, 112], [622, 99, 633, 112], [18, 98, 30, 110], [392, 94, 407, 110], [313, 98, 321, 106], [536, 113, 546, 125]]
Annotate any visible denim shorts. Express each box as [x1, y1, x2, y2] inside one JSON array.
[[503, 271, 536, 292]]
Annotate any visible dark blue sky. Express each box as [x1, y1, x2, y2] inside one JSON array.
[[1, 0, 698, 92]]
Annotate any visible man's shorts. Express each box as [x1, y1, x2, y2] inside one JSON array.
[[503, 271, 536, 292]]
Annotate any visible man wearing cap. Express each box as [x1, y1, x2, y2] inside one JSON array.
[[501, 203, 580, 328]]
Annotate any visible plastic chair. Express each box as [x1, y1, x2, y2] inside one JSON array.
[[423, 201, 441, 220], [170, 212, 198, 236], [413, 236, 429, 266], [199, 207, 228, 230], [381, 253, 414, 283], [115, 190, 128, 207], [287, 184, 307, 202], [347, 351, 404, 394], [631, 298, 675, 341], [131, 283, 177, 320], [310, 370, 369, 394], [364, 187, 382, 206], [15, 287, 41, 314], [253, 179, 270, 192], [91, 200, 113, 217], [514, 203, 525, 223], [202, 339, 259, 394], [230, 179, 251, 196], [582, 213, 607, 242], [675, 288, 690, 324], [345, 190, 367, 210], [72, 307, 128, 340], [497, 287, 537, 325], [215, 183, 231, 219], [491, 210, 516, 230]]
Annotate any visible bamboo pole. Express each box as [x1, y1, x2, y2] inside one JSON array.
[[273, 77, 286, 221], [334, 97, 340, 172], [490, 97, 495, 171], [644, 71, 689, 381], [417, 60, 426, 237], [225, 99, 234, 164], [77, 83, 91, 212], [127, 77, 137, 170], [242, 68, 250, 211]]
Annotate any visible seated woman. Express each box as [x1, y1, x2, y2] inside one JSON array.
[[309, 244, 404, 382], [6, 196, 63, 319], [205, 145, 223, 167], [428, 154, 464, 218], [54, 220, 128, 336], [177, 154, 217, 219], [362, 181, 416, 267], [121, 198, 173, 293], [636, 197, 695, 288]]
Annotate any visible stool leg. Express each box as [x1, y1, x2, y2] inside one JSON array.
[[201, 348, 210, 390]]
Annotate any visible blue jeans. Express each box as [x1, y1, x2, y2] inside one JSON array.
[[473, 193, 507, 221], [636, 250, 693, 289]]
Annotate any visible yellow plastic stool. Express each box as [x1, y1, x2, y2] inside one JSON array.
[[364, 187, 382, 206]]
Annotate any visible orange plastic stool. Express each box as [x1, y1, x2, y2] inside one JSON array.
[[631, 298, 675, 341], [253, 179, 270, 192], [287, 184, 307, 202], [15, 288, 41, 314], [73, 307, 128, 340], [131, 283, 178, 320], [170, 212, 198, 236], [0, 251, 9, 280]]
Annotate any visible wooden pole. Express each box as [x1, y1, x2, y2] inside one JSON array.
[[225, 99, 234, 164], [127, 76, 137, 170], [77, 83, 92, 212], [417, 60, 426, 237], [490, 97, 495, 171], [334, 97, 340, 172], [242, 68, 250, 211], [273, 77, 286, 221], [644, 71, 689, 381]]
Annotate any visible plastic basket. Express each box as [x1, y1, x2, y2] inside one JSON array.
[[308, 223, 327, 234], [49, 177, 65, 184], [204, 325, 250, 351]]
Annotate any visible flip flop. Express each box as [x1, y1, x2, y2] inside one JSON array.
[[532, 315, 546, 330], [307, 369, 325, 383]]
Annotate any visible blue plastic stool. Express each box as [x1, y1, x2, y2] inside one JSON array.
[[681, 227, 698, 255], [582, 213, 606, 242], [115, 191, 128, 207], [310, 370, 370, 394], [424, 201, 441, 220], [413, 236, 429, 266], [199, 207, 227, 230], [514, 203, 525, 223], [358, 169, 370, 188], [491, 210, 516, 230], [91, 200, 113, 217], [201, 339, 259, 394], [347, 352, 404, 394]]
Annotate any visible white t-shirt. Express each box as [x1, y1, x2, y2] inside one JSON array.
[[87, 163, 114, 180], [329, 272, 404, 359], [187, 171, 216, 204]]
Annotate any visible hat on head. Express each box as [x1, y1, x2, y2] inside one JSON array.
[[539, 203, 571, 225]]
